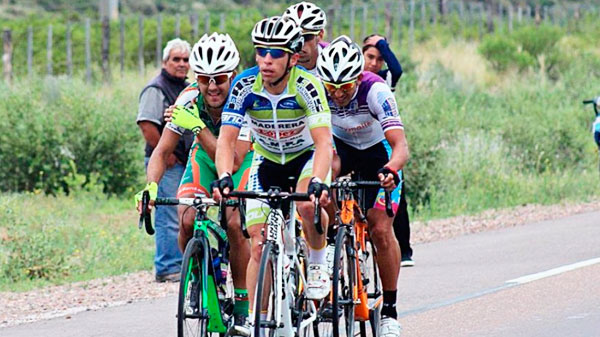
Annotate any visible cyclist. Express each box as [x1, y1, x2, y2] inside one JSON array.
[[282, 1, 329, 76], [210, 16, 333, 327], [136, 33, 253, 336], [317, 35, 409, 337]]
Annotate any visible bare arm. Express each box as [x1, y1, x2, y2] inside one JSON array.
[[146, 128, 180, 184], [309, 126, 333, 182], [233, 140, 252, 172], [215, 125, 241, 177], [383, 129, 409, 172], [138, 121, 161, 149]]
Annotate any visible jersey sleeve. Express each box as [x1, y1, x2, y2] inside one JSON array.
[[367, 82, 404, 132], [237, 115, 252, 142], [298, 76, 331, 130], [165, 84, 200, 135], [222, 73, 255, 129]]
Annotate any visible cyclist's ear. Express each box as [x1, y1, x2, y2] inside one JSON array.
[[318, 29, 324, 41], [356, 73, 364, 85], [290, 52, 300, 66]]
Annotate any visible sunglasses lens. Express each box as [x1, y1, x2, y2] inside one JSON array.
[[197, 75, 210, 85], [256, 47, 269, 57], [341, 82, 356, 92], [324, 83, 336, 93], [213, 74, 230, 84], [256, 47, 287, 59]]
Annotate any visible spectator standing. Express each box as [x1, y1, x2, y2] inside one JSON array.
[[136, 38, 192, 282]]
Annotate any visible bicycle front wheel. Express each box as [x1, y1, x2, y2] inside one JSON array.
[[254, 241, 277, 337], [332, 226, 357, 337], [178, 237, 208, 337]]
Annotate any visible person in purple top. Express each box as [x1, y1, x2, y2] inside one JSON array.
[[283, 1, 329, 76], [363, 34, 403, 91], [363, 33, 414, 268], [317, 35, 409, 337]]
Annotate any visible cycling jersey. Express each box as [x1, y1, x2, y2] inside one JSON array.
[[328, 71, 404, 150], [167, 83, 254, 197], [166, 83, 252, 142], [222, 66, 331, 165]]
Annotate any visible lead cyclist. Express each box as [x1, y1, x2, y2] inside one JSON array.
[[211, 16, 334, 333]]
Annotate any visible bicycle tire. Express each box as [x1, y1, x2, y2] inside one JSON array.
[[359, 239, 382, 337], [178, 237, 208, 337], [254, 241, 277, 337], [332, 226, 357, 337]]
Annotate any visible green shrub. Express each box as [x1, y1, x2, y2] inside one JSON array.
[[478, 34, 534, 72], [0, 76, 144, 195]]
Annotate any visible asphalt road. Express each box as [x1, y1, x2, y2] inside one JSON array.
[[3, 210, 599, 337]]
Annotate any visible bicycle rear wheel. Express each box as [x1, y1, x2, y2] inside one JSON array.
[[178, 237, 208, 337], [254, 241, 277, 337]]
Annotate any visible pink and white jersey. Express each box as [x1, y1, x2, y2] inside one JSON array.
[[328, 71, 404, 150]]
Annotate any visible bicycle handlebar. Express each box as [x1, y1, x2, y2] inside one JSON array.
[[225, 188, 323, 234], [139, 193, 238, 236], [583, 97, 600, 115], [331, 179, 396, 218]]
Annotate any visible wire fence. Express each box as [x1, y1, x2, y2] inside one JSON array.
[[1, 0, 598, 85]]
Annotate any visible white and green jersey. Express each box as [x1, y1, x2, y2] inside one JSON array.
[[222, 65, 331, 164]]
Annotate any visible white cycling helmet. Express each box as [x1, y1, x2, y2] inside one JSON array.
[[317, 35, 364, 83], [190, 33, 240, 75], [252, 16, 304, 53], [282, 2, 327, 32]]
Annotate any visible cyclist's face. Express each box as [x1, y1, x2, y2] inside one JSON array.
[[256, 49, 299, 85], [197, 72, 235, 109], [363, 46, 384, 73], [328, 78, 360, 108], [298, 30, 323, 68], [163, 49, 190, 79]]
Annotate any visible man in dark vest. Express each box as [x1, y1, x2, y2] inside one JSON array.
[[136, 38, 193, 282]]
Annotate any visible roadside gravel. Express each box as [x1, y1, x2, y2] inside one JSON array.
[[2, 200, 599, 328]]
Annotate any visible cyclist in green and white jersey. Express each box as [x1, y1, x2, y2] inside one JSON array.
[[211, 17, 333, 321], [136, 33, 253, 336]]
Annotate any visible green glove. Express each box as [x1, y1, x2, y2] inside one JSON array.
[[134, 181, 158, 207], [171, 105, 206, 134]]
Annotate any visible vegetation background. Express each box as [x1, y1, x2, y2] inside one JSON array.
[[1, 0, 599, 291]]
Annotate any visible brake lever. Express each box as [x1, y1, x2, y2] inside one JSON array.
[[141, 191, 155, 235], [384, 190, 394, 218]]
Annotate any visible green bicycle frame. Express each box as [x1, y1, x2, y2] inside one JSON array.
[[184, 215, 229, 333]]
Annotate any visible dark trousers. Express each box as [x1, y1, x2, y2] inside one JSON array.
[[393, 188, 412, 258]]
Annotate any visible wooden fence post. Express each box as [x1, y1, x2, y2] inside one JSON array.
[[175, 13, 181, 37], [409, 0, 415, 51], [385, 2, 392, 39], [373, 2, 379, 34], [2, 29, 12, 84], [138, 16, 145, 75], [398, 0, 404, 46], [361, 4, 367, 40], [85, 18, 91, 82], [327, 6, 334, 37], [220, 13, 225, 32], [420, 0, 426, 31], [156, 14, 162, 68], [120, 17, 125, 77], [46, 25, 52, 76], [204, 13, 210, 34], [191, 14, 199, 41], [66, 22, 72, 77], [101, 17, 111, 83], [508, 3, 513, 32], [350, 3, 355, 41], [27, 26, 33, 77]]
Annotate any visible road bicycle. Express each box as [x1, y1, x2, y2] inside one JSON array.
[[583, 97, 600, 173], [140, 191, 238, 337], [226, 187, 321, 337], [312, 177, 393, 337]]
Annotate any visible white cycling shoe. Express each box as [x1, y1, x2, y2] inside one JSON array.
[[379, 316, 402, 337], [306, 263, 330, 300]]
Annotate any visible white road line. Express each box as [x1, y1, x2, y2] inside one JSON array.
[[506, 257, 600, 285]]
